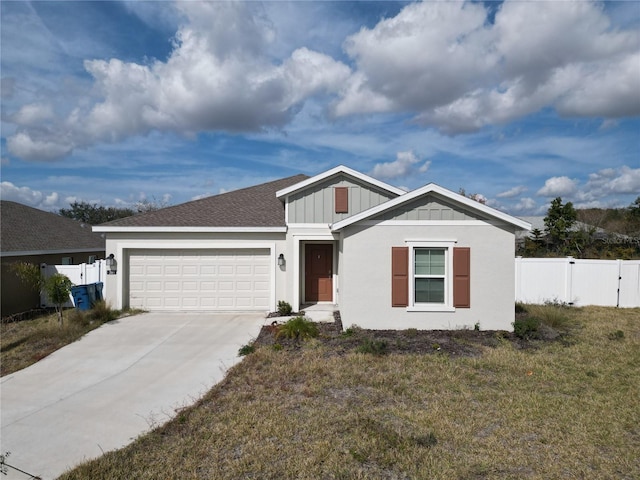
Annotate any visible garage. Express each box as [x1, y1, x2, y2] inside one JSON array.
[[128, 248, 271, 311]]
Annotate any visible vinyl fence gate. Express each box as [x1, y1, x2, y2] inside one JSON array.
[[515, 257, 640, 308]]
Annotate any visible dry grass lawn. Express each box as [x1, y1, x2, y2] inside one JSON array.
[[1, 303, 128, 376], [57, 306, 639, 479]]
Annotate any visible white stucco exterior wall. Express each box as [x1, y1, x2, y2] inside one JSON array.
[[338, 222, 517, 331]]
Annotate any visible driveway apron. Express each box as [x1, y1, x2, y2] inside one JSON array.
[[1, 312, 264, 480]]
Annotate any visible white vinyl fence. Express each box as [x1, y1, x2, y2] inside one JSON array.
[[515, 257, 640, 308], [40, 260, 108, 308]]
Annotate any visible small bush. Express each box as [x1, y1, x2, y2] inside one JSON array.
[[607, 330, 625, 341], [276, 316, 319, 341], [414, 432, 438, 448], [89, 300, 119, 323], [513, 316, 541, 340], [356, 338, 387, 355], [277, 301, 293, 316], [528, 305, 573, 330], [406, 328, 419, 337], [238, 343, 256, 356], [544, 298, 572, 309], [515, 302, 528, 314], [271, 343, 283, 351], [68, 309, 89, 327], [341, 327, 356, 337]]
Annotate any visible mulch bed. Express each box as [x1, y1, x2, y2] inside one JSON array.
[[254, 311, 530, 357]]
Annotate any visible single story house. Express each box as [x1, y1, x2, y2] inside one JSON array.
[[94, 166, 530, 330], [1, 201, 106, 316]]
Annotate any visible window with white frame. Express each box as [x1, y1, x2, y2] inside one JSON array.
[[407, 241, 455, 311], [414, 248, 446, 303]]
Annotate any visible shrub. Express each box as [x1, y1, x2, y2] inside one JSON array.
[[238, 343, 256, 356], [275, 316, 319, 341], [89, 300, 119, 323], [277, 301, 293, 316], [356, 338, 388, 355], [515, 302, 528, 314], [513, 316, 541, 340], [607, 330, 625, 341], [528, 304, 573, 331], [68, 308, 89, 327]]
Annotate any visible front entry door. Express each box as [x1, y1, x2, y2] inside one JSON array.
[[305, 244, 333, 302]]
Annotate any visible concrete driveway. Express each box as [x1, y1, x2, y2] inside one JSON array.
[[0, 312, 264, 480]]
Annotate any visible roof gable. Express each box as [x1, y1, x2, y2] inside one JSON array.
[[331, 183, 532, 231], [1, 201, 105, 254], [276, 165, 405, 199], [95, 174, 308, 231], [374, 193, 486, 222]]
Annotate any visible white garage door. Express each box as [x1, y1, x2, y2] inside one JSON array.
[[128, 249, 271, 311]]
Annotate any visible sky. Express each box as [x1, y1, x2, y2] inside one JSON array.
[[1, 0, 639, 217]]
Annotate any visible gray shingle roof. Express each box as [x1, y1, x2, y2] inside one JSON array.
[[101, 174, 309, 228], [1, 201, 105, 253]]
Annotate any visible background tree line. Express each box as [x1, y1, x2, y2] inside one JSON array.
[[58, 198, 168, 225], [518, 196, 640, 259]]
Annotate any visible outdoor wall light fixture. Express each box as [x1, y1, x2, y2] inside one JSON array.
[[106, 253, 118, 275], [277, 253, 285, 267]]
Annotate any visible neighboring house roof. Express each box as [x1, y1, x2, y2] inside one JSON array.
[[1, 200, 105, 257], [276, 165, 405, 198], [94, 174, 309, 232], [332, 183, 532, 231]]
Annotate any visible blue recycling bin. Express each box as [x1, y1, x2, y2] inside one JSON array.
[[72, 283, 104, 310], [71, 285, 91, 311]]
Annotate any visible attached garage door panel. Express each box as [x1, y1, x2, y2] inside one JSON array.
[[129, 249, 270, 311]]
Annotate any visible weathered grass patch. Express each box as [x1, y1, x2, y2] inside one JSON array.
[[1, 303, 137, 376], [58, 306, 640, 479]]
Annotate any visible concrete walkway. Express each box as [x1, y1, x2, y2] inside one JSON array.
[[0, 312, 264, 480]]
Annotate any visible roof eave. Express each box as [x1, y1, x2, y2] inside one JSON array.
[[92, 226, 287, 233], [0, 247, 105, 258]]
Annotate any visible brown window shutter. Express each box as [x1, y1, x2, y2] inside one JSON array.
[[453, 247, 471, 308], [335, 187, 348, 213], [391, 247, 409, 307]]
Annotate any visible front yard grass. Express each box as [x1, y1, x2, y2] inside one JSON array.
[[1, 302, 137, 376], [58, 306, 639, 479]]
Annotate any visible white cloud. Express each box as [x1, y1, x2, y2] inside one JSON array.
[[577, 166, 640, 202], [11, 103, 55, 125], [334, 0, 640, 133], [497, 185, 528, 198], [6, 2, 351, 161], [6, 132, 73, 161], [370, 151, 431, 180], [511, 197, 537, 213], [4, 0, 639, 161], [537, 176, 578, 197], [0, 181, 63, 210]]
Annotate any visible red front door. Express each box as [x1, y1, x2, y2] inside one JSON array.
[[305, 244, 333, 302]]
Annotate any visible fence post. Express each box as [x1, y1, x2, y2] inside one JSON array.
[[566, 256, 575, 305], [515, 256, 522, 302]]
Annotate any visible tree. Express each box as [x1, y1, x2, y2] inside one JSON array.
[[10, 262, 43, 291], [544, 197, 577, 253], [135, 197, 169, 214], [59, 201, 135, 225], [44, 274, 74, 326]]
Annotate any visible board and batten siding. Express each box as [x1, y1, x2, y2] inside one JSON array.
[[375, 194, 485, 222], [288, 175, 397, 224]]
